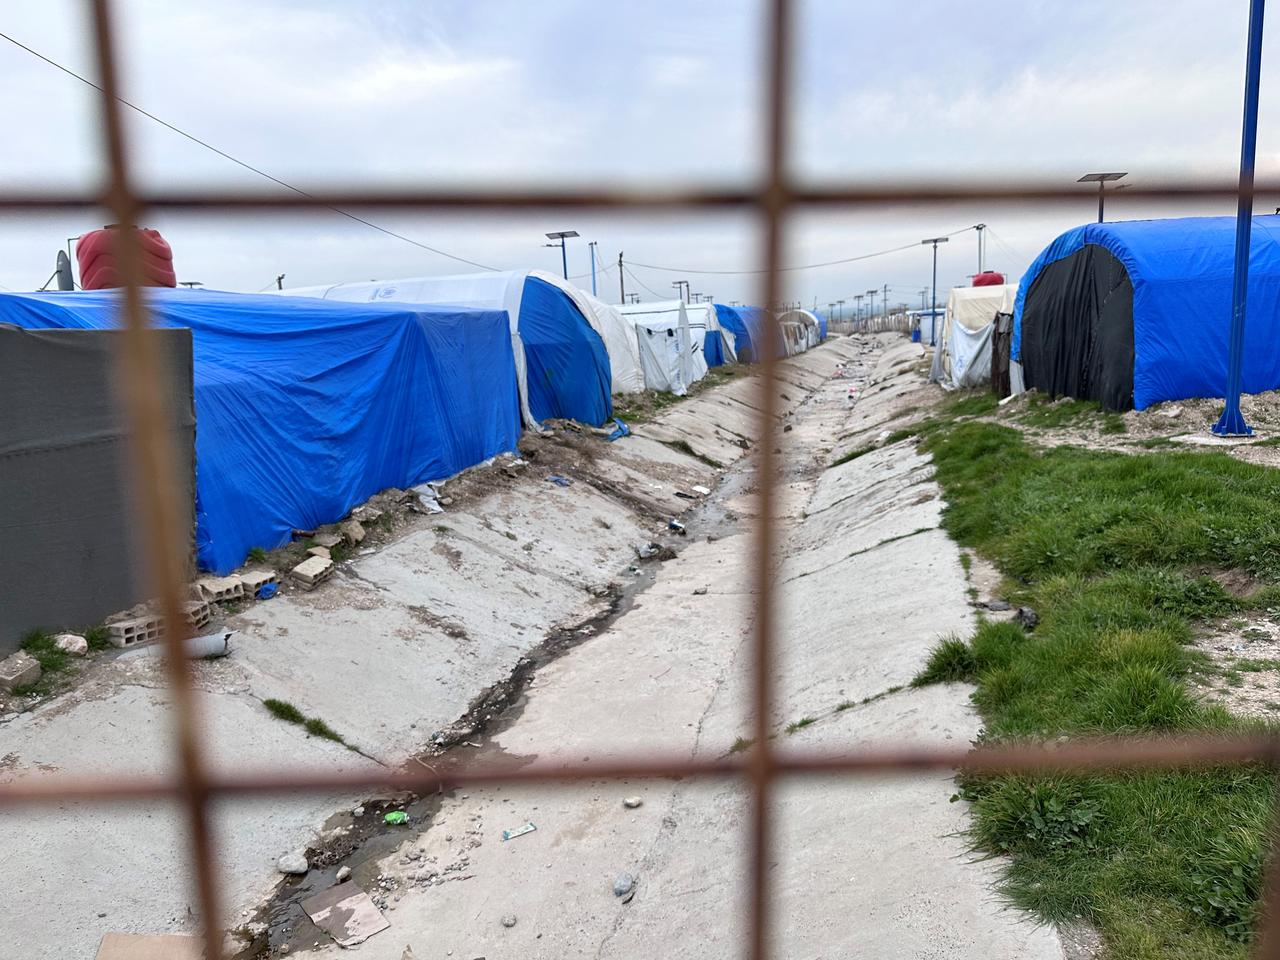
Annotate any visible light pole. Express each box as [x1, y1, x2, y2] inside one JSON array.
[[854, 294, 864, 326], [837, 298, 845, 322], [588, 240, 598, 296], [974, 223, 986, 273], [1077, 173, 1127, 223], [922, 236, 950, 345], [544, 230, 579, 280], [672, 280, 690, 303], [1215, 0, 1266, 435], [866, 288, 877, 327]]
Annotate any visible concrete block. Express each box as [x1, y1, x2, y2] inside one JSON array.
[[240, 569, 279, 598], [107, 614, 164, 649], [0, 651, 41, 691], [196, 575, 244, 603], [183, 599, 212, 632], [341, 520, 366, 545], [291, 555, 334, 589], [53, 633, 89, 656], [307, 546, 331, 559], [313, 532, 342, 549]]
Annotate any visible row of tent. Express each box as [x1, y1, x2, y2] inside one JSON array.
[[930, 214, 1280, 412], [0, 273, 826, 573]]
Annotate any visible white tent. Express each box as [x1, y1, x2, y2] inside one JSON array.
[[618, 301, 709, 395], [777, 309, 820, 350], [575, 290, 644, 394], [928, 284, 1018, 389], [283, 269, 628, 424]]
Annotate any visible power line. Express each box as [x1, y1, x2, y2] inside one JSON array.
[[0, 30, 500, 273], [622, 264, 665, 299], [624, 226, 977, 276]]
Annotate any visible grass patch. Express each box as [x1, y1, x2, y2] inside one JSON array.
[[263, 698, 353, 747], [263, 698, 306, 724], [247, 546, 268, 564], [83, 625, 112, 651], [729, 736, 755, 754], [20, 630, 71, 676], [661, 438, 726, 470], [784, 717, 817, 735], [914, 419, 1280, 955]]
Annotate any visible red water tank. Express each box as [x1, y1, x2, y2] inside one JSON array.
[[76, 225, 177, 290], [972, 271, 1005, 287]]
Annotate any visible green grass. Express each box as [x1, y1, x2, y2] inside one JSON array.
[[262, 697, 353, 747], [83, 624, 112, 651], [247, 546, 268, 564], [729, 736, 755, 754], [20, 630, 70, 675], [263, 698, 306, 723], [784, 716, 816, 734], [912, 420, 1280, 957]]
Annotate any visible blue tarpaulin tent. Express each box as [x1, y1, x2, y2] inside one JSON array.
[[283, 270, 613, 427], [0, 289, 521, 572], [714, 304, 783, 362], [813, 311, 828, 340], [1014, 215, 1280, 410]]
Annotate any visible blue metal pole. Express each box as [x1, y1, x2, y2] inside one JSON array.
[[560, 238, 569, 281], [1214, 0, 1266, 436], [930, 242, 939, 346]]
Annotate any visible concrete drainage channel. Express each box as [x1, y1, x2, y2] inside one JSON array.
[[0, 337, 870, 960], [242, 421, 762, 958]]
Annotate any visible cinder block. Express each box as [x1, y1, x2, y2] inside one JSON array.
[[341, 520, 366, 545], [0, 651, 41, 691], [291, 555, 334, 589], [183, 599, 212, 631], [240, 569, 278, 598], [313, 532, 342, 549], [307, 546, 331, 559], [107, 614, 164, 648], [196, 575, 244, 603]]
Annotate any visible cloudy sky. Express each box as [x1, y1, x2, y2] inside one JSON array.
[[1, 0, 1277, 311]]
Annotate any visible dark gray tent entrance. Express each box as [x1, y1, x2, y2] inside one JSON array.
[[1019, 243, 1136, 411]]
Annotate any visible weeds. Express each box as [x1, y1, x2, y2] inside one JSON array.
[[785, 717, 816, 734], [247, 546, 268, 564], [729, 736, 755, 754], [913, 418, 1280, 955], [83, 624, 112, 651]]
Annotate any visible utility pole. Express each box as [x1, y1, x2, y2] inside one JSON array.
[[588, 241, 598, 296], [837, 298, 845, 322], [921, 236, 950, 346], [618, 252, 625, 305], [854, 293, 863, 324], [672, 280, 690, 303], [867, 288, 877, 325], [276, 274, 285, 291], [920, 288, 928, 314], [882, 284, 890, 323], [974, 224, 986, 274]]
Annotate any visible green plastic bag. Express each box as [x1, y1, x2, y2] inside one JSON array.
[[384, 811, 408, 825]]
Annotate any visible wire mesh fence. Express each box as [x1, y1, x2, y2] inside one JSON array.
[[5, 1, 1280, 958]]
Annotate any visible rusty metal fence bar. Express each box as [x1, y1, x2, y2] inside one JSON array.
[[2, 1, 1280, 958]]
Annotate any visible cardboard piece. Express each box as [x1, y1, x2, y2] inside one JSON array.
[[301, 881, 390, 947], [96, 932, 201, 960]]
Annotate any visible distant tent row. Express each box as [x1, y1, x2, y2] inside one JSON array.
[[0, 270, 829, 573], [0, 290, 520, 573], [1012, 215, 1280, 411]]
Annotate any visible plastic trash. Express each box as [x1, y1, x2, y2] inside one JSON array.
[[502, 822, 536, 841], [691, 485, 711, 496], [605, 418, 631, 442], [384, 811, 408, 825], [546, 475, 573, 487], [256, 582, 279, 600], [668, 519, 687, 535]]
